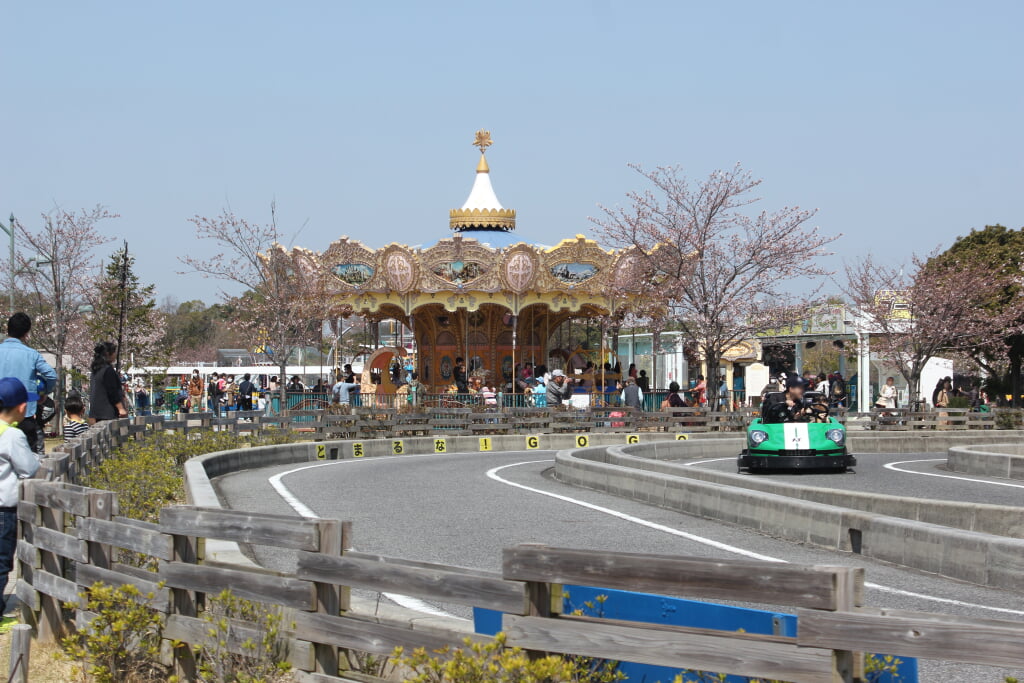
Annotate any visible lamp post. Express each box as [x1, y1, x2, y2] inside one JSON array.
[[0, 214, 15, 313]]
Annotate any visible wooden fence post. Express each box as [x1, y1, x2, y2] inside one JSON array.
[[311, 519, 344, 675], [86, 491, 114, 570], [829, 566, 864, 683], [168, 530, 201, 680], [7, 623, 31, 683], [35, 489, 64, 642]]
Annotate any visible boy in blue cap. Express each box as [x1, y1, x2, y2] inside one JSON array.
[[0, 377, 39, 627]]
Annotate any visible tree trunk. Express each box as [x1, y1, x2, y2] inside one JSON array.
[[279, 360, 288, 415], [1009, 338, 1023, 408], [908, 372, 922, 412], [55, 351, 64, 437], [652, 329, 661, 393], [705, 349, 721, 412]]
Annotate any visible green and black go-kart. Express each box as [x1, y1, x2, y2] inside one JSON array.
[[738, 392, 856, 472]]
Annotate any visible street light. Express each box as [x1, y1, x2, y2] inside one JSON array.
[[0, 214, 15, 313]]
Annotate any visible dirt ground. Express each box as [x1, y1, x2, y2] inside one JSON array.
[[0, 629, 79, 682]]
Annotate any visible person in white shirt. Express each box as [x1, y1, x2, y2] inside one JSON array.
[[0, 377, 40, 620]]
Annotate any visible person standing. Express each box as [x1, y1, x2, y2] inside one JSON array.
[[453, 357, 468, 393], [0, 314, 57, 453], [331, 374, 362, 406], [816, 373, 829, 400], [621, 376, 644, 410], [62, 392, 90, 441], [636, 370, 650, 393], [236, 373, 255, 411], [692, 375, 708, 407], [187, 370, 203, 413], [0, 377, 40, 625], [88, 342, 127, 423], [545, 369, 574, 406], [830, 373, 847, 408], [878, 376, 897, 410]]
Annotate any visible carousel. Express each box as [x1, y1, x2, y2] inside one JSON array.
[[318, 131, 648, 397]]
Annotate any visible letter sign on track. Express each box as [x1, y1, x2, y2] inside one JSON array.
[[479, 437, 492, 452], [576, 434, 590, 447], [316, 444, 326, 460], [626, 434, 640, 444], [675, 433, 689, 441], [525, 435, 540, 450], [352, 442, 364, 458], [392, 440, 404, 455], [434, 438, 447, 454]]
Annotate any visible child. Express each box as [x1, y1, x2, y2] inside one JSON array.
[[0, 377, 40, 624], [63, 392, 90, 441]]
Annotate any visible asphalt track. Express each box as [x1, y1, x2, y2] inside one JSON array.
[[690, 451, 1024, 508], [215, 449, 1024, 682]]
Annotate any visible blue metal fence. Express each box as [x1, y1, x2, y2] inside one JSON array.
[[474, 585, 917, 683]]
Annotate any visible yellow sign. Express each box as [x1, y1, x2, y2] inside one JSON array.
[[392, 440, 404, 455], [575, 434, 590, 448], [525, 435, 540, 450], [434, 438, 447, 454], [316, 444, 326, 460], [675, 433, 689, 441], [626, 434, 640, 444], [479, 437, 492, 452], [875, 289, 912, 320], [352, 442, 364, 458]]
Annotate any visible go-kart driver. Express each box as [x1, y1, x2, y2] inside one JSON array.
[[765, 375, 829, 423]]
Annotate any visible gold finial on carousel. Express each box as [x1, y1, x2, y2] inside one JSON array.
[[473, 129, 493, 153], [473, 129, 492, 173]]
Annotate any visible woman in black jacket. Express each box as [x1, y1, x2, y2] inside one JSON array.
[[88, 341, 126, 423]]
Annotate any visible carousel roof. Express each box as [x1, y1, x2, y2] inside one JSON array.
[[449, 130, 516, 232]]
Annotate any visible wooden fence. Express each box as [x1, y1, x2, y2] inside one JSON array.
[[15, 408, 1020, 682], [15, 477, 1024, 682], [46, 405, 997, 472]]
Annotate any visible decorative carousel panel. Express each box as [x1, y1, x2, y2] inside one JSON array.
[[331, 263, 375, 286], [502, 246, 538, 293], [550, 262, 598, 285], [431, 260, 489, 285], [380, 245, 419, 294], [322, 237, 381, 289], [540, 234, 615, 292]]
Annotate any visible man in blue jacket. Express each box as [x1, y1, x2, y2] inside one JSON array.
[[0, 314, 57, 453]]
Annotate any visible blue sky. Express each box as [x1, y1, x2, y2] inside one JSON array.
[[4, 1, 1022, 304]]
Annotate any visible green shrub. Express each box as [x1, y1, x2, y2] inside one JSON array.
[[995, 409, 1022, 430], [83, 438, 182, 525], [62, 582, 170, 683], [195, 589, 294, 683], [394, 634, 580, 682], [947, 396, 971, 410], [83, 429, 303, 525]]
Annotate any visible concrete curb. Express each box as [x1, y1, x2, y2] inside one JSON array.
[[601, 441, 1024, 538], [554, 443, 1024, 590], [948, 443, 1024, 480]]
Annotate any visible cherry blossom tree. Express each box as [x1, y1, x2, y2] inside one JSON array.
[[593, 164, 837, 409], [182, 204, 328, 406], [16, 205, 116, 426], [844, 252, 1024, 407]]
